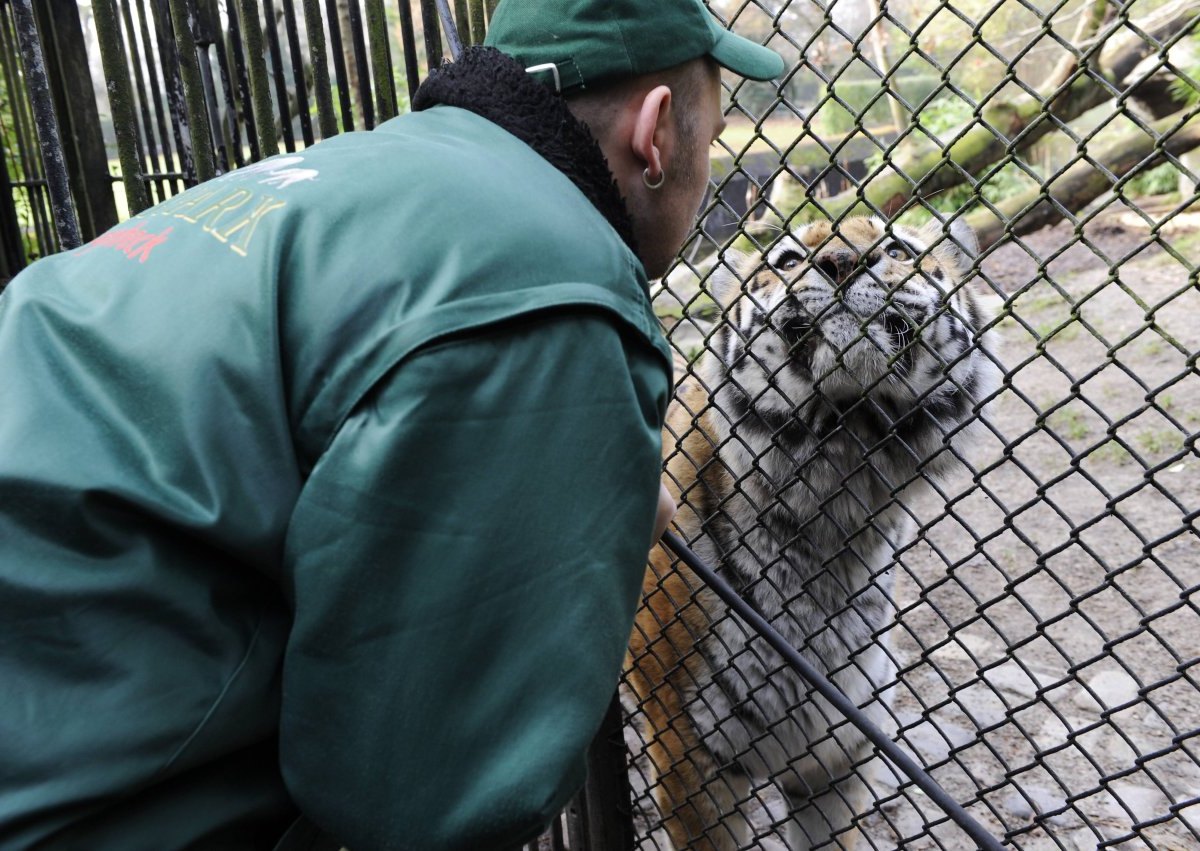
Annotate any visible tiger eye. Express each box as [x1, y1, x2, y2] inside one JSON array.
[[885, 242, 915, 263]]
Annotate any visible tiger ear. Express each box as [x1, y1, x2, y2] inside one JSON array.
[[921, 216, 978, 271], [948, 217, 979, 259], [707, 249, 748, 309]]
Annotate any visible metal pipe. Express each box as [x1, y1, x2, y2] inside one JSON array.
[[90, 0, 151, 213], [661, 530, 1008, 851], [166, 0, 216, 181], [433, 0, 461, 61]]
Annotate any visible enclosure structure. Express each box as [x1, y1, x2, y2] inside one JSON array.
[[2, 0, 1198, 848]]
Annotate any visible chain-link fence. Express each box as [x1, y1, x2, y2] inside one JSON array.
[[5, 0, 1200, 848], [631, 1, 1200, 848]]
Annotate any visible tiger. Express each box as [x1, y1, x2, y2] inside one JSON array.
[[627, 215, 1001, 851]]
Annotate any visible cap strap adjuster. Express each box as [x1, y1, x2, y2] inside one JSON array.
[[524, 59, 584, 94], [525, 63, 562, 93]]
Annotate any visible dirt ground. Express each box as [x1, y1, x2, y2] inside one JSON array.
[[624, 204, 1200, 851]]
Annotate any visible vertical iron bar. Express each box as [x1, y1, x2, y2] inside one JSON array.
[[91, 0, 151, 213], [209, 20, 246, 167], [279, 0, 314, 146], [191, 0, 229, 172], [323, 0, 354, 131], [550, 815, 566, 851], [224, 0, 260, 161], [483, 0, 495, 23], [236, 0, 280, 158], [10, 0, 79, 248], [0, 5, 52, 251], [419, 0, 442, 71], [300, 0, 336, 137], [166, 0, 217, 181], [197, 47, 229, 172], [433, 0, 461, 61], [564, 792, 588, 851], [0, 126, 27, 276], [134, 0, 184, 194], [451, 0, 467, 46], [467, 0, 483, 46], [396, 0, 420, 101], [345, 0, 374, 129], [150, 0, 197, 185], [260, 0, 296, 151], [582, 693, 636, 851], [364, 0, 395, 121], [119, 0, 169, 199], [34, 0, 120, 240]]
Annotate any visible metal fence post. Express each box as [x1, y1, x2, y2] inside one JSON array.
[[10, 0, 80, 248]]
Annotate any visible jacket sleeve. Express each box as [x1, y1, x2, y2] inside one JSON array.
[[278, 310, 670, 851]]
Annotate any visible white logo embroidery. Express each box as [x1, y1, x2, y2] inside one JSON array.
[[226, 155, 318, 188]]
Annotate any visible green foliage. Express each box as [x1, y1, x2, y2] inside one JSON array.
[[0, 70, 36, 261], [863, 93, 1039, 221], [810, 73, 950, 137], [1125, 162, 1181, 198], [1168, 34, 1200, 107]]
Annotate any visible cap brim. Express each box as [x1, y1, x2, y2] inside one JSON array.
[[707, 17, 785, 81]]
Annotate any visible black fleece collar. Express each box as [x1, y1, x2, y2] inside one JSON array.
[[412, 47, 638, 256]]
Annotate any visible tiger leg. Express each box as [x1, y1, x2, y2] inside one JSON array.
[[644, 711, 751, 851], [779, 764, 871, 851]]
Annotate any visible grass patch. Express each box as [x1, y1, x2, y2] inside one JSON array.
[[1048, 408, 1091, 441], [1089, 442, 1135, 466], [1135, 429, 1185, 457], [1035, 318, 1082, 344]]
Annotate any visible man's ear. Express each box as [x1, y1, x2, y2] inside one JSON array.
[[630, 85, 673, 184]]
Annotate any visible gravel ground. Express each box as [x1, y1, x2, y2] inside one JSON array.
[[624, 205, 1200, 851]]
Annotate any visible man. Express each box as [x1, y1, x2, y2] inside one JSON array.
[[0, 1, 782, 848]]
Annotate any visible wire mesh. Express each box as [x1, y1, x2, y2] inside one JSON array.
[[630, 1, 1200, 849]]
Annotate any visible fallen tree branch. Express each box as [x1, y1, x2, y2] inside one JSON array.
[[768, 0, 1200, 221], [967, 108, 1200, 248]]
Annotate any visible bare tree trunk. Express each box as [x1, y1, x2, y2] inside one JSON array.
[[864, 0, 905, 133]]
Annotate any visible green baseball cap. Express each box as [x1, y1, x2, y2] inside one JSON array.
[[483, 0, 785, 93]]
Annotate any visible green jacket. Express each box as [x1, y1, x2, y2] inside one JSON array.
[[0, 102, 671, 850]]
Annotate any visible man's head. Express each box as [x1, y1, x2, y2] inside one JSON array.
[[485, 0, 784, 277]]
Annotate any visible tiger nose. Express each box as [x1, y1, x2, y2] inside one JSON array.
[[814, 250, 857, 284]]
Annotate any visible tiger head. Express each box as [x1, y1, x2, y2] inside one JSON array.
[[704, 215, 995, 421]]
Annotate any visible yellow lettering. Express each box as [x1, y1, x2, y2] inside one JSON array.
[[171, 187, 225, 222], [186, 189, 254, 237], [217, 196, 287, 257]]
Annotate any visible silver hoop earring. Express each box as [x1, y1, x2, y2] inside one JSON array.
[[642, 167, 665, 190]]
